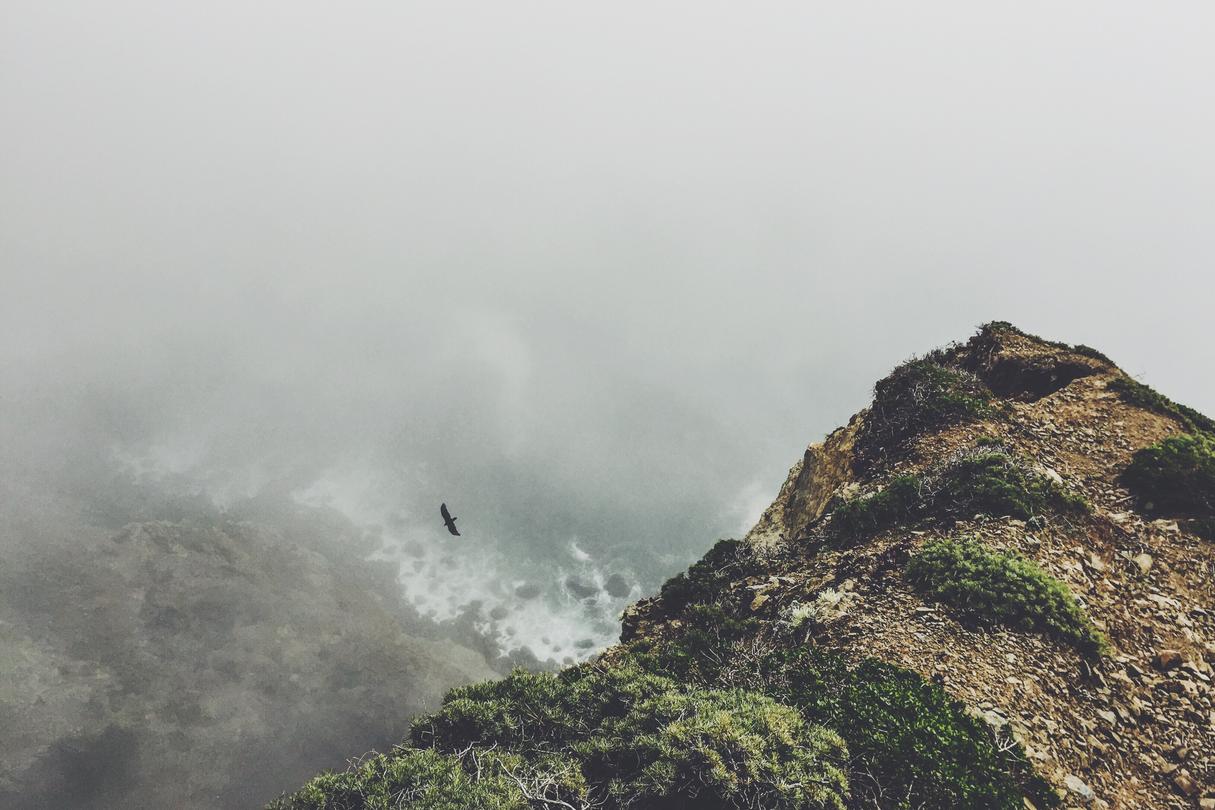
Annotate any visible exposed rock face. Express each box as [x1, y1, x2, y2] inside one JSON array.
[[627, 324, 1215, 809], [0, 506, 497, 809], [746, 420, 859, 548]]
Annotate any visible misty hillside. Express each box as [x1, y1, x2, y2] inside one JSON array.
[[272, 323, 1214, 810], [0, 476, 500, 809]]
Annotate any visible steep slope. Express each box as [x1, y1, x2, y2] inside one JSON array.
[[271, 323, 1214, 810]]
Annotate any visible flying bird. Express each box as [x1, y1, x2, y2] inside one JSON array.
[[440, 503, 460, 536]]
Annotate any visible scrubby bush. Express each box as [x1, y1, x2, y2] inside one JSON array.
[[829, 475, 923, 542], [658, 538, 758, 612], [935, 451, 1088, 519], [972, 322, 1114, 366], [1122, 433, 1215, 516], [907, 538, 1106, 656], [1108, 377, 1215, 435], [857, 360, 995, 464], [778, 650, 1056, 810], [640, 603, 759, 683], [623, 635, 1055, 810], [265, 748, 529, 810], [577, 687, 848, 810], [828, 450, 1086, 544], [410, 661, 849, 810], [412, 663, 673, 752]]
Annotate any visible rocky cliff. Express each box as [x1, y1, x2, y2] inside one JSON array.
[[272, 323, 1215, 810]]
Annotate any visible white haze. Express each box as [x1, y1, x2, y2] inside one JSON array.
[[4, 2, 1215, 662]]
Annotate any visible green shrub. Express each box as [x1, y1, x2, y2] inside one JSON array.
[[412, 663, 673, 752], [857, 360, 995, 464], [828, 451, 1086, 544], [576, 688, 848, 810], [986, 323, 1114, 364], [635, 603, 759, 683], [1070, 344, 1114, 364], [829, 475, 923, 542], [623, 638, 1055, 810], [1108, 377, 1215, 435], [265, 748, 529, 810], [935, 452, 1088, 519], [1122, 433, 1215, 516], [658, 538, 757, 612], [411, 661, 848, 810], [907, 538, 1106, 656], [781, 650, 1055, 810]]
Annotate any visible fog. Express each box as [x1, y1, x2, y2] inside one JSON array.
[[2, 2, 1215, 805]]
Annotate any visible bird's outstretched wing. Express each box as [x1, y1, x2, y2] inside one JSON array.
[[440, 503, 461, 536]]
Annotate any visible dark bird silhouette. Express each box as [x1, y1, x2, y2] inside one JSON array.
[[440, 503, 460, 536]]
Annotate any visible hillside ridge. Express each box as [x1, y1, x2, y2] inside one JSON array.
[[273, 323, 1215, 810]]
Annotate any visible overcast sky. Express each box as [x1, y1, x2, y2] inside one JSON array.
[[3, 3, 1214, 627]]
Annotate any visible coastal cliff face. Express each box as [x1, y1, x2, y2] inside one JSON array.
[[273, 323, 1215, 810]]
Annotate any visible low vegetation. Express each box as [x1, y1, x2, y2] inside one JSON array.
[[626, 630, 1055, 810], [267, 748, 530, 810], [657, 537, 760, 612], [1108, 376, 1215, 435], [830, 449, 1086, 544], [830, 475, 923, 541], [972, 321, 1115, 366], [276, 662, 850, 810], [934, 451, 1088, 519], [907, 538, 1107, 657], [274, 596, 1059, 810], [577, 686, 848, 810], [857, 360, 996, 465], [1122, 433, 1215, 517]]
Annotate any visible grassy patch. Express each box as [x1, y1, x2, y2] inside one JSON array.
[[1108, 377, 1215, 435], [624, 635, 1055, 810], [828, 450, 1086, 544], [857, 360, 995, 465], [1122, 433, 1215, 516], [907, 538, 1107, 657], [266, 747, 530, 810], [576, 686, 848, 810], [657, 538, 758, 612], [782, 651, 1057, 810], [412, 662, 849, 810], [971, 322, 1114, 366], [935, 452, 1088, 519], [829, 475, 923, 542]]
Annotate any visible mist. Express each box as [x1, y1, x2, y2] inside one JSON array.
[[3, 2, 1214, 806]]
